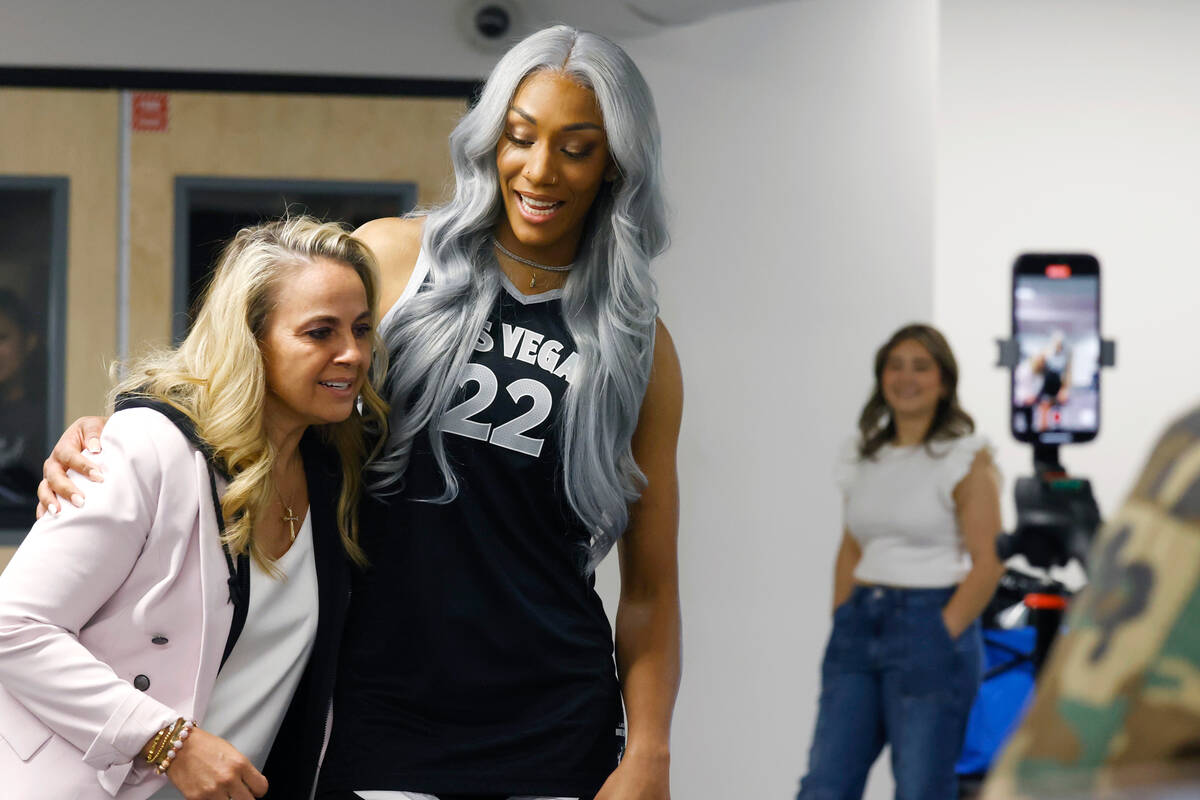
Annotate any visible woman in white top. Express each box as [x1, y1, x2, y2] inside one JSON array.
[[796, 323, 1004, 800], [0, 217, 387, 799]]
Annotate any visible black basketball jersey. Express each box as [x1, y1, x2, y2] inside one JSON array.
[[319, 271, 624, 797]]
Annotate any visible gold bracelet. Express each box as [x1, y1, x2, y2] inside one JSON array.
[[145, 718, 184, 765], [154, 719, 197, 775], [144, 723, 172, 764], [143, 727, 167, 760]]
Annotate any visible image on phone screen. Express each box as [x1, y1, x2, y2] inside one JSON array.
[[1011, 254, 1101, 444]]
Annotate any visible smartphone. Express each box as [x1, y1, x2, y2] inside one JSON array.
[[1011, 253, 1101, 445]]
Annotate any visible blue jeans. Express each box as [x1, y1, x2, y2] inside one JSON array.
[[796, 585, 983, 800]]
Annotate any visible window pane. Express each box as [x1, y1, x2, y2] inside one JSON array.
[[176, 179, 416, 339], [0, 183, 62, 530]]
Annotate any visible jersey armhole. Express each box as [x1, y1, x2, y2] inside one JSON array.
[[379, 248, 432, 331]]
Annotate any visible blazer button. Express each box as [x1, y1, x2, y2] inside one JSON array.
[[133, 674, 151, 691], [151, 636, 169, 645]]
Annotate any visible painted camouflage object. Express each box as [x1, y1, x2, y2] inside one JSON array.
[[982, 408, 1200, 799]]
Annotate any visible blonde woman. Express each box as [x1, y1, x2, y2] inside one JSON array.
[[0, 217, 387, 800]]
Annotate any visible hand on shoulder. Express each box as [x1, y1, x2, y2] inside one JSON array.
[[353, 216, 424, 312]]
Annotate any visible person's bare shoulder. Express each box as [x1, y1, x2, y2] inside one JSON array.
[[634, 318, 683, 445], [354, 216, 425, 311]]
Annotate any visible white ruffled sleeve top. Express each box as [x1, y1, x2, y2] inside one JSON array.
[[838, 433, 992, 588]]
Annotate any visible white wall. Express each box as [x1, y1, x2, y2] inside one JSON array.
[[0, 0, 745, 77], [0, 0, 497, 78], [596, 2, 936, 797], [936, 0, 1200, 527], [0, 0, 800, 72]]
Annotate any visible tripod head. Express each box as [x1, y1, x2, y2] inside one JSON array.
[[995, 443, 1100, 569]]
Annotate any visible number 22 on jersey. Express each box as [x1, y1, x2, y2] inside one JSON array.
[[440, 362, 552, 458]]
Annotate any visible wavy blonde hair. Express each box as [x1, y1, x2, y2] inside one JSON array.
[[112, 216, 389, 570]]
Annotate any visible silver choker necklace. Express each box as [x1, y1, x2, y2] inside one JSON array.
[[494, 241, 574, 289]]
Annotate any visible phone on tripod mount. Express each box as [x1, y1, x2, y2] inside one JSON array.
[[1010, 253, 1102, 446], [959, 254, 1117, 790], [995, 253, 1115, 669]]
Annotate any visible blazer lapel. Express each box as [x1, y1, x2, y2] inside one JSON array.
[[301, 432, 345, 624], [190, 453, 236, 718]]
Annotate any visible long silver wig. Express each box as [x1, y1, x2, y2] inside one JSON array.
[[370, 25, 668, 572]]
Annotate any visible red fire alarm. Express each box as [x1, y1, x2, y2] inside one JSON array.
[[132, 93, 169, 132]]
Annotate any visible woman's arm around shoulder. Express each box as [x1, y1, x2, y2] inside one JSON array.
[[599, 319, 683, 800], [353, 216, 425, 312], [37, 415, 108, 516]]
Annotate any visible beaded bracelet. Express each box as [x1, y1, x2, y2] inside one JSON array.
[[149, 718, 197, 775]]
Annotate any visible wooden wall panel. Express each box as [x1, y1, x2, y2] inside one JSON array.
[[1, 88, 463, 566], [127, 92, 465, 353], [0, 88, 119, 567], [0, 88, 120, 420]]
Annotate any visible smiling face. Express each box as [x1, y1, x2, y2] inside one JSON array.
[[259, 257, 372, 435], [494, 70, 615, 266], [880, 338, 947, 422]]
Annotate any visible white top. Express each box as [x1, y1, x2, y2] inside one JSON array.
[[150, 511, 318, 799], [839, 434, 991, 588]]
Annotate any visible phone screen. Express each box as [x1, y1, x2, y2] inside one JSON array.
[[1011, 254, 1101, 444]]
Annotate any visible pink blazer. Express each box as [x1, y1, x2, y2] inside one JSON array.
[[0, 408, 236, 799]]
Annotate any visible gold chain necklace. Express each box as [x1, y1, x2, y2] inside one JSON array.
[[494, 240, 574, 288]]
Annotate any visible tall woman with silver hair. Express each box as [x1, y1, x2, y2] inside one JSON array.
[[39, 24, 682, 800], [316, 25, 682, 800]]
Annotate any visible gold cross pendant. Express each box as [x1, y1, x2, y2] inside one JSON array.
[[281, 507, 299, 542]]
